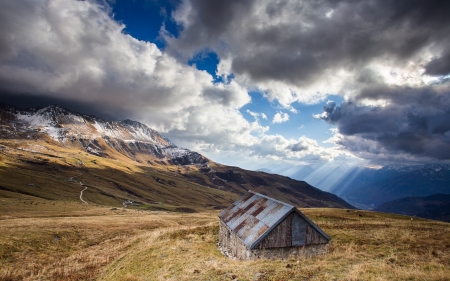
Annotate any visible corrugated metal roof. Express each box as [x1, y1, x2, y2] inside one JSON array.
[[219, 190, 330, 249]]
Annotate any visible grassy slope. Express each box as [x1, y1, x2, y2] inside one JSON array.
[[186, 162, 354, 209], [0, 204, 449, 281], [0, 138, 239, 212]]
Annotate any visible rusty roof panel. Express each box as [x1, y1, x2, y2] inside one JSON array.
[[234, 219, 248, 234], [238, 194, 260, 210], [227, 209, 249, 229], [219, 204, 237, 222], [224, 207, 246, 224], [219, 191, 295, 249], [251, 205, 265, 217], [256, 201, 284, 222], [259, 205, 292, 226], [243, 221, 270, 247], [234, 192, 253, 206], [237, 215, 259, 238], [221, 204, 241, 223]]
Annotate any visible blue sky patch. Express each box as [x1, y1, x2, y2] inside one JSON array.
[[111, 0, 181, 49]]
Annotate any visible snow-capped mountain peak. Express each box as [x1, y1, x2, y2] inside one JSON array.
[[0, 104, 207, 165]]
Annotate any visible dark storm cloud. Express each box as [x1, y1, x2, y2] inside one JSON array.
[[186, 0, 255, 36], [169, 0, 450, 87], [0, 92, 129, 121], [319, 100, 402, 135], [319, 101, 341, 122], [316, 86, 450, 161], [289, 143, 307, 152], [166, 0, 256, 57], [425, 51, 450, 76]]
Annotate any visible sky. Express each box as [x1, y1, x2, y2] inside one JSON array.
[[1, 0, 450, 188]]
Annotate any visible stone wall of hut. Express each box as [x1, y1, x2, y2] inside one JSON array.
[[218, 220, 252, 260], [249, 244, 328, 260]]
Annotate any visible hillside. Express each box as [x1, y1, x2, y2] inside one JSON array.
[[0, 103, 353, 210], [375, 194, 450, 222]]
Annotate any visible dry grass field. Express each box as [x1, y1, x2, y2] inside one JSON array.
[[1, 202, 449, 281]]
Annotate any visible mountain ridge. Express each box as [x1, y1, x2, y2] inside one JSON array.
[[0, 103, 354, 210], [0, 103, 207, 165], [375, 194, 450, 222], [332, 164, 450, 209]]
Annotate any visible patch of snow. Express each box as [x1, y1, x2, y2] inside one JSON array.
[[16, 112, 65, 140], [86, 147, 101, 156]]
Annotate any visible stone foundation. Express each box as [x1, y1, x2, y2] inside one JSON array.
[[247, 244, 328, 260]]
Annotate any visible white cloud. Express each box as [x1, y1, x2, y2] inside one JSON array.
[[272, 112, 289, 124], [246, 109, 267, 120], [248, 135, 353, 163], [288, 106, 298, 114]]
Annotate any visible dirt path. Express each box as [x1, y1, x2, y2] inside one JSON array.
[[79, 185, 88, 204], [68, 173, 88, 204], [70, 173, 83, 181]]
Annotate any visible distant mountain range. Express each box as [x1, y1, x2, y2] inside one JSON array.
[[332, 164, 450, 209], [375, 194, 450, 222], [0, 103, 353, 210]]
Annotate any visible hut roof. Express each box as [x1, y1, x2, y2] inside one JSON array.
[[219, 190, 330, 249]]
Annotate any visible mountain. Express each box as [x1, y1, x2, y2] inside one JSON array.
[[0, 103, 207, 165], [331, 164, 450, 209], [0, 103, 353, 210], [375, 194, 450, 222]]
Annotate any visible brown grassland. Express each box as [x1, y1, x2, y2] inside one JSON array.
[[1, 201, 449, 281]]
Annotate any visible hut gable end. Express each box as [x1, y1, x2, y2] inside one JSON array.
[[256, 212, 294, 249], [306, 225, 329, 244]]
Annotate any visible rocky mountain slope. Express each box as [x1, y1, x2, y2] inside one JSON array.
[[0, 103, 207, 165], [375, 194, 450, 222], [0, 103, 353, 210]]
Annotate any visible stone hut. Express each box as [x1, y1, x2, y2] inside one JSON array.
[[218, 190, 330, 260]]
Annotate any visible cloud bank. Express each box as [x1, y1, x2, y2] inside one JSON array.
[[166, 0, 450, 106], [316, 84, 450, 162], [165, 0, 450, 164], [0, 0, 345, 166]]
